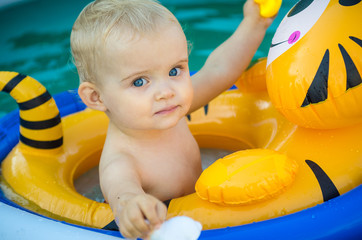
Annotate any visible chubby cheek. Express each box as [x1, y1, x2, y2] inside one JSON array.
[[107, 97, 150, 127], [179, 77, 194, 112]]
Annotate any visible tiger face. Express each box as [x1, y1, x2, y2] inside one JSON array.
[[266, 0, 362, 129]]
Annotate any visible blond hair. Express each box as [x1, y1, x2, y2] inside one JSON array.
[[71, 0, 178, 83]]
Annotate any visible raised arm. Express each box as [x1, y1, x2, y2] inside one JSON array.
[[189, 0, 275, 113]]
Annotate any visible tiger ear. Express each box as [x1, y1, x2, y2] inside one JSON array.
[[78, 82, 107, 112]]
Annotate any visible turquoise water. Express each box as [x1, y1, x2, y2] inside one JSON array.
[[0, 0, 298, 118]]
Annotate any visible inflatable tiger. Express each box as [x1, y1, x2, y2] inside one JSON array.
[[167, 0, 362, 229], [267, 0, 362, 129]]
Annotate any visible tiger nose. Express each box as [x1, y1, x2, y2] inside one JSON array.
[[288, 31, 300, 44]]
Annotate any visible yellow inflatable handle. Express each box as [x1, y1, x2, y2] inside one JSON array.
[[254, 0, 282, 18]]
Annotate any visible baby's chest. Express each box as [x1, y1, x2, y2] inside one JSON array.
[[140, 159, 198, 200], [138, 139, 201, 199]]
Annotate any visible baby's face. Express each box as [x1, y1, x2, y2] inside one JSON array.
[[96, 23, 193, 131]]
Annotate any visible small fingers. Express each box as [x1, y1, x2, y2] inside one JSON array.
[[142, 201, 167, 240], [116, 194, 166, 239], [139, 203, 160, 227], [119, 204, 151, 239], [138, 197, 166, 228], [119, 218, 139, 240], [156, 201, 167, 222], [120, 217, 148, 239]]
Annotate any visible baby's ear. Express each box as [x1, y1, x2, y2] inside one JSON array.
[[78, 82, 107, 112]]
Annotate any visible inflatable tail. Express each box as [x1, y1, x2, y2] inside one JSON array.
[[0, 72, 63, 149]]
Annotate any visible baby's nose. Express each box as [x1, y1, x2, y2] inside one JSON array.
[[155, 82, 175, 101]]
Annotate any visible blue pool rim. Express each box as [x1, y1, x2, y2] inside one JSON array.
[[1, 90, 361, 239]]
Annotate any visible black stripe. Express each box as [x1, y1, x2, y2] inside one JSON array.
[[350, 36, 362, 47], [19, 134, 63, 149], [1, 73, 27, 93], [103, 220, 118, 231], [18, 91, 52, 110], [301, 50, 329, 107], [20, 113, 61, 130], [287, 0, 314, 17], [339, 0, 361, 6], [338, 44, 362, 90], [305, 160, 340, 202], [204, 104, 209, 115]]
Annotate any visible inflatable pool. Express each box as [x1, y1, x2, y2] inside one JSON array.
[[1, 0, 362, 239]]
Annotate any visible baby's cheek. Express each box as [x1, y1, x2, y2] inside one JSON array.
[[183, 82, 194, 109]]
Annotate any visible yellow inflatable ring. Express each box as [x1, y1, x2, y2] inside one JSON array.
[[1, 57, 361, 231], [0, 58, 297, 229], [0, 59, 274, 228], [1, 0, 361, 233]]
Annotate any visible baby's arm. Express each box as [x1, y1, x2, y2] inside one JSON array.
[[189, 0, 275, 113], [99, 154, 167, 239]]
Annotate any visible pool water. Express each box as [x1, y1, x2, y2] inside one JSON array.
[[0, 0, 298, 118]]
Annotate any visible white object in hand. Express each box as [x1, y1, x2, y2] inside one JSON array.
[[150, 216, 202, 240]]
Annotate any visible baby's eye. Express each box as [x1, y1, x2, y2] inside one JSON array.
[[169, 67, 180, 77], [133, 78, 147, 87]]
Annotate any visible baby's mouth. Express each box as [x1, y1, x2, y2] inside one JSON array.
[[155, 105, 179, 115]]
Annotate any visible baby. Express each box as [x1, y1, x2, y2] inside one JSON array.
[[71, 0, 273, 239]]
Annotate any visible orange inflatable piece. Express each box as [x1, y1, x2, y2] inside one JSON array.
[[195, 149, 298, 205]]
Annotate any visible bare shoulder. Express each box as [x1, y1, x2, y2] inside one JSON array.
[[98, 129, 136, 174], [100, 139, 134, 171], [99, 137, 143, 195]]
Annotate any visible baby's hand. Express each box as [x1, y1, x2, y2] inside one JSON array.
[[243, 0, 276, 29], [116, 194, 167, 239]]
